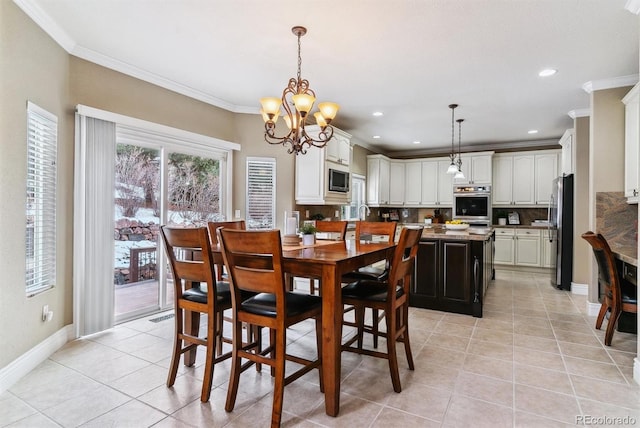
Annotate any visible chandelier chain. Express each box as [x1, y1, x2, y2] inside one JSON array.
[[297, 32, 302, 83]]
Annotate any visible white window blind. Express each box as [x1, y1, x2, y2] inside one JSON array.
[[26, 102, 58, 296], [246, 157, 275, 230]]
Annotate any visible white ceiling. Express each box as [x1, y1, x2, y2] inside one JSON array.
[[17, 0, 640, 155]]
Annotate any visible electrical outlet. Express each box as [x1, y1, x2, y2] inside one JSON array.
[[305, 210, 309, 219], [334, 210, 339, 219], [42, 305, 49, 322], [234, 209, 240, 219]]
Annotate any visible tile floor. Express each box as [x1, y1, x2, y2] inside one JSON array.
[[1, 269, 638, 427]]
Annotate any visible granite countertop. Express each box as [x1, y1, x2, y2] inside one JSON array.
[[610, 243, 638, 266], [419, 225, 493, 241]]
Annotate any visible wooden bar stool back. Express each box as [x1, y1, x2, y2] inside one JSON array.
[[217, 228, 323, 427], [341, 226, 423, 392], [301, 220, 348, 295], [582, 231, 637, 346], [207, 220, 246, 280], [160, 226, 232, 402]]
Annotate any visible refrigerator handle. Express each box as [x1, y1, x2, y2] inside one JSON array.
[[547, 194, 553, 242]]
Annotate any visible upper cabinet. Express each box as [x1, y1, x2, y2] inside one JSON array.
[[421, 158, 453, 206], [295, 126, 352, 205], [559, 129, 574, 175], [325, 132, 351, 166], [388, 161, 406, 205], [367, 155, 390, 206], [492, 150, 559, 207], [453, 152, 493, 184], [623, 83, 640, 204], [404, 161, 422, 205]]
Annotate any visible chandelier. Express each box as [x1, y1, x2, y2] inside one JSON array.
[[454, 118, 466, 180], [260, 26, 340, 155], [446, 104, 459, 174]]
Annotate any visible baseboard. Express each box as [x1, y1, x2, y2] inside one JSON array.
[[635, 358, 640, 386], [586, 301, 602, 317], [0, 324, 74, 394], [571, 282, 588, 295]]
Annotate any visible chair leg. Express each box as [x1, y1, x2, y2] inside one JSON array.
[[400, 305, 414, 370], [200, 313, 216, 402], [315, 316, 324, 393], [372, 309, 379, 348], [385, 306, 401, 393], [270, 328, 286, 428], [215, 311, 223, 356], [185, 310, 200, 366], [225, 319, 244, 412], [251, 324, 263, 372], [167, 308, 183, 388], [355, 304, 365, 349], [270, 328, 276, 377], [595, 302, 609, 330], [604, 307, 621, 346]]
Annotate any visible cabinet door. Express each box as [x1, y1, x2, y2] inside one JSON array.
[[492, 156, 513, 205], [389, 161, 405, 205], [404, 161, 422, 205], [338, 137, 351, 165], [494, 231, 515, 265], [512, 155, 535, 205], [624, 88, 639, 201], [379, 158, 390, 205], [541, 229, 554, 268], [325, 138, 340, 163], [440, 241, 471, 303], [534, 153, 558, 205], [437, 160, 454, 205], [470, 155, 492, 184], [295, 145, 324, 203], [421, 160, 438, 205], [411, 240, 439, 307], [515, 231, 541, 266]]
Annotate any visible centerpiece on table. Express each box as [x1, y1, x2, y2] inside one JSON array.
[[445, 219, 469, 230], [300, 223, 317, 245]]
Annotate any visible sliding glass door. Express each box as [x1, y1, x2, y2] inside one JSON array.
[[113, 141, 225, 323]]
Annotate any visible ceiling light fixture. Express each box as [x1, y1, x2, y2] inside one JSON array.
[[260, 26, 340, 155], [538, 68, 557, 77], [372, 112, 384, 117], [454, 118, 465, 180], [413, 141, 421, 145], [373, 135, 381, 139], [446, 104, 459, 174], [528, 129, 539, 134]]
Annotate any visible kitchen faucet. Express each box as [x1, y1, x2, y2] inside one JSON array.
[[358, 204, 371, 221]]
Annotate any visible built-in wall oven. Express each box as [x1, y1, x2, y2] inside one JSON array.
[[453, 185, 491, 225]]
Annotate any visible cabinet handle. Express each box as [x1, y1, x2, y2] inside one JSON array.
[[634, 189, 638, 197]]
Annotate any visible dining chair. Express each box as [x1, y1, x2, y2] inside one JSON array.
[[217, 228, 323, 427], [207, 220, 246, 280], [342, 221, 397, 347], [160, 226, 232, 402], [341, 226, 423, 392], [582, 231, 637, 346], [302, 220, 348, 295]]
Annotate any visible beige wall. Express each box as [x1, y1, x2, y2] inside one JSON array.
[[0, 1, 72, 368], [572, 116, 590, 285], [587, 86, 631, 302]]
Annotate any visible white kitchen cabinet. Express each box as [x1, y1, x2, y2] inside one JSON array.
[[494, 228, 515, 265], [559, 129, 574, 175], [295, 125, 352, 205], [534, 152, 558, 206], [420, 158, 453, 206], [492, 155, 514, 205], [623, 83, 640, 204], [541, 229, 554, 268], [404, 161, 422, 205], [515, 229, 541, 266], [493, 153, 535, 206], [512, 154, 536, 205], [389, 161, 406, 205], [453, 152, 493, 184], [367, 155, 390, 206], [325, 133, 351, 166]]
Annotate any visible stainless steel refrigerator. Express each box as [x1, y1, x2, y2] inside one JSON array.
[[548, 174, 573, 290]]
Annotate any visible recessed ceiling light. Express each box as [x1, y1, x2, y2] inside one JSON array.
[[538, 69, 557, 77], [413, 141, 421, 145], [372, 135, 381, 139], [528, 129, 539, 134], [372, 112, 383, 117]]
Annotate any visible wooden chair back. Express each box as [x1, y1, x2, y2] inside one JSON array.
[[160, 226, 217, 304], [387, 226, 423, 297], [355, 221, 397, 243], [581, 231, 619, 305], [207, 220, 246, 279], [314, 220, 348, 240], [217, 228, 286, 316]]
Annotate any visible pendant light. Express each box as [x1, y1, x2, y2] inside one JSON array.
[[446, 104, 459, 174], [454, 118, 466, 180]]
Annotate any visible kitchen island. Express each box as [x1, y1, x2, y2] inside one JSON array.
[[410, 225, 494, 317]]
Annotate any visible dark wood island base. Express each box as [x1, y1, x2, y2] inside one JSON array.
[[410, 226, 495, 317]]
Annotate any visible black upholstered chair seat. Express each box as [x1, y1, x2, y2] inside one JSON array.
[[183, 281, 231, 304], [241, 292, 322, 317], [341, 266, 389, 283], [342, 280, 403, 302]]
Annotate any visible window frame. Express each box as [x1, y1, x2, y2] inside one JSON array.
[[26, 101, 58, 296]]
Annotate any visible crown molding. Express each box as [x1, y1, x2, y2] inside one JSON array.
[[582, 74, 639, 94], [384, 138, 561, 158], [625, 0, 640, 14], [568, 109, 590, 119]]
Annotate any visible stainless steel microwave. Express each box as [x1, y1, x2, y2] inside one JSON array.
[[328, 168, 349, 193]]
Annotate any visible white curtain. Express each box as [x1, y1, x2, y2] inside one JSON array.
[[73, 114, 116, 337]]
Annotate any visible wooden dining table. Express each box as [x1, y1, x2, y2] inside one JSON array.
[[212, 238, 395, 417]]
